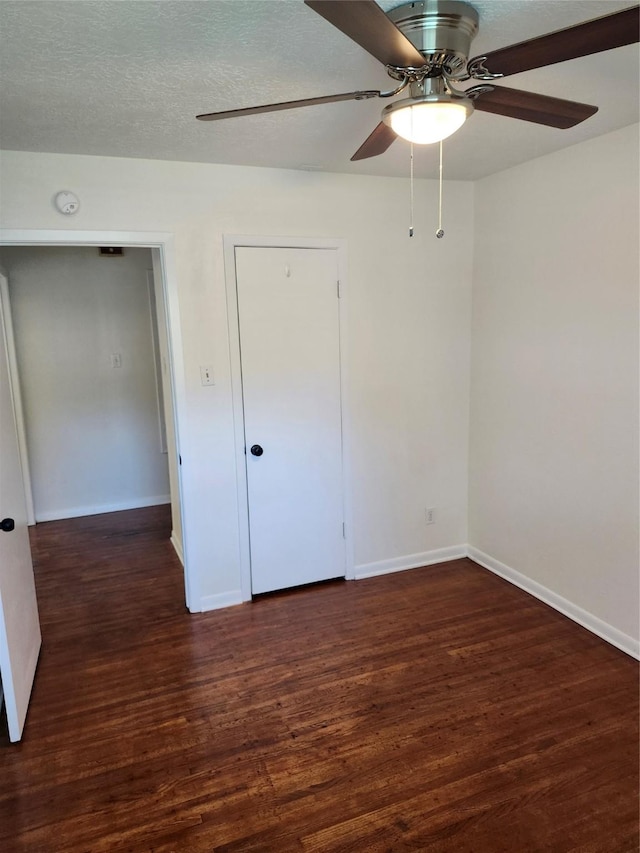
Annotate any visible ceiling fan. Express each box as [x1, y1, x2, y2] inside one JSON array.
[[196, 0, 640, 161]]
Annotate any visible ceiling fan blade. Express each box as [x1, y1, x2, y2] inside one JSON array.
[[471, 86, 598, 129], [469, 5, 640, 78], [197, 90, 379, 121], [351, 122, 397, 161], [305, 0, 426, 68]]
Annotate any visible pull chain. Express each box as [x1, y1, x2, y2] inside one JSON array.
[[436, 139, 444, 239], [409, 140, 414, 237]]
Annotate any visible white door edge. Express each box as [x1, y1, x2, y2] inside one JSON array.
[[0, 594, 41, 741], [223, 235, 355, 601], [0, 229, 198, 612]]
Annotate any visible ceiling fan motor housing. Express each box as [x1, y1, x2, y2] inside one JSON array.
[[388, 0, 479, 75]]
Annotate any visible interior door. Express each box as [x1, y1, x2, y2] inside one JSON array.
[[0, 282, 41, 742], [235, 246, 345, 595]]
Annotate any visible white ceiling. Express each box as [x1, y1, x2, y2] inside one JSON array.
[[0, 0, 638, 180]]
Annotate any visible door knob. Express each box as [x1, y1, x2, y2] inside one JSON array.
[[0, 518, 15, 532], [250, 444, 264, 457]]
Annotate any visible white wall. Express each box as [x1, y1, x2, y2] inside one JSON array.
[[0, 128, 636, 655], [469, 124, 639, 648], [0, 246, 170, 521], [0, 151, 474, 607]]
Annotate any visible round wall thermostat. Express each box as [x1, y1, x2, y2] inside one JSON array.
[[54, 191, 80, 215]]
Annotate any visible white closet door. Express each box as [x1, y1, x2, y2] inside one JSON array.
[[235, 246, 345, 595]]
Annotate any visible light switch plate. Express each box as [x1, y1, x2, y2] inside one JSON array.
[[200, 365, 214, 386]]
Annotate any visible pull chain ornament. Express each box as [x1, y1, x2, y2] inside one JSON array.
[[436, 140, 445, 238], [436, 140, 444, 240], [409, 140, 444, 240], [407, 137, 445, 240]]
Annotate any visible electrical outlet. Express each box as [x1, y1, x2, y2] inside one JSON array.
[[426, 507, 436, 525], [110, 352, 122, 368]]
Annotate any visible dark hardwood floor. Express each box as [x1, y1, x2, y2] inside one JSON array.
[[0, 506, 637, 852]]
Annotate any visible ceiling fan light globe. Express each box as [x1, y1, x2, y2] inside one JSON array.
[[383, 98, 472, 144]]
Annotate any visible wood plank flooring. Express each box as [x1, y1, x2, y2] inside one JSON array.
[[0, 506, 637, 852]]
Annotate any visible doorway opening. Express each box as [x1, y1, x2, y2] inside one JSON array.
[[0, 231, 193, 611]]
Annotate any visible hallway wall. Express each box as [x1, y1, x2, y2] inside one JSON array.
[[1, 246, 170, 521]]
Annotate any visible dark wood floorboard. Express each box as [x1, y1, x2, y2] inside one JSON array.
[[0, 506, 637, 852]]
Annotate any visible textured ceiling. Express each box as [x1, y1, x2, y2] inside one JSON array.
[[0, 0, 638, 179]]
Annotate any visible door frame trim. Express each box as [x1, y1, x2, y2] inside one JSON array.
[[223, 235, 355, 601], [0, 229, 197, 612], [0, 273, 35, 525]]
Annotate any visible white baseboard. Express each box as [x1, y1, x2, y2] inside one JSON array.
[[35, 495, 171, 522], [467, 546, 639, 660], [190, 544, 639, 661], [355, 545, 467, 580], [170, 532, 184, 565], [200, 590, 244, 612]]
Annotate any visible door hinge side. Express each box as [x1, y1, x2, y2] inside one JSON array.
[[342, 522, 346, 539], [337, 280, 342, 299]]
